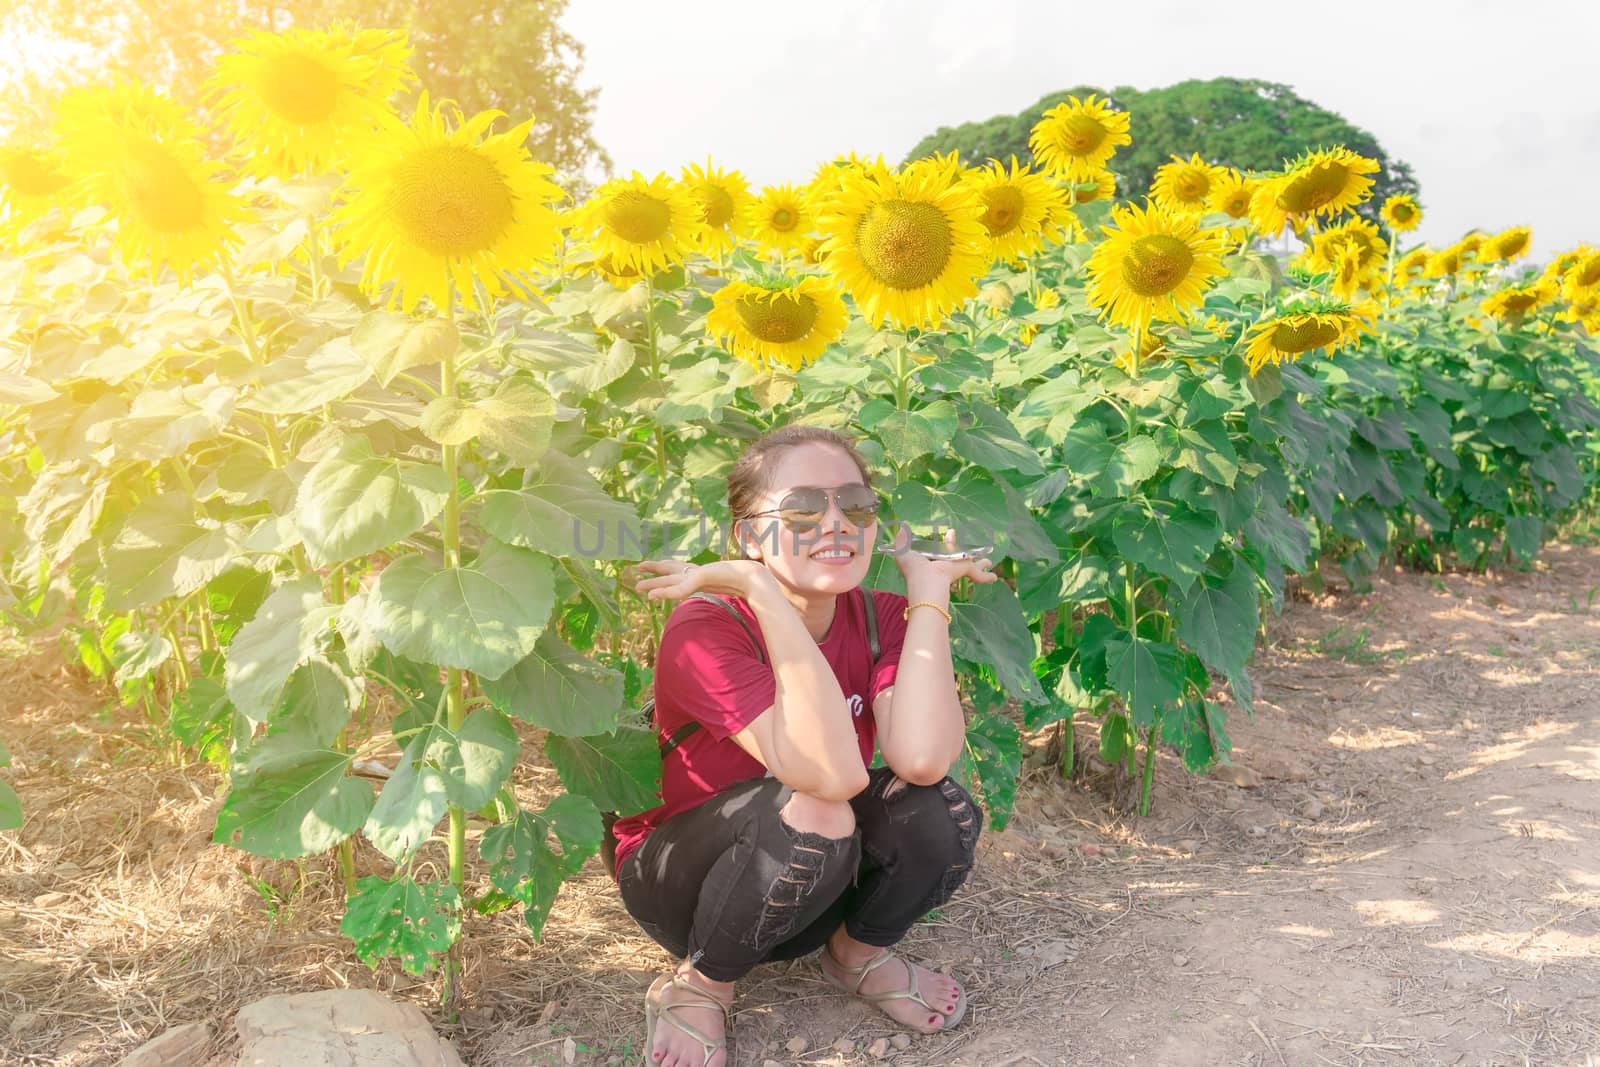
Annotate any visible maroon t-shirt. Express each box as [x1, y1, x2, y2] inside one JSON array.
[[611, 586, 908, 872]]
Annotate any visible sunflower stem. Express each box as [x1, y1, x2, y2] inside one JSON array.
[[1138, 725, 1157, 816], [645, 274, 669, 484], [440, 290, 466, 1018], [893, 343, 909, 410], [219, 261, 263, 363], [306, 217, 325, 301]]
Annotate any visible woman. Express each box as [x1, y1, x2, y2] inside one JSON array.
[[615, 424, 995, 1067]]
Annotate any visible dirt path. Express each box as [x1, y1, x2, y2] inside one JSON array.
[[3, 547, 1599, 1066]]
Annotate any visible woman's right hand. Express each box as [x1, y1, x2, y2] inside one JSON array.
[[630, 558, 777, 602]]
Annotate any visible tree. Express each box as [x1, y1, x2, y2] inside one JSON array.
[[0, 0, 609, 178], [907, 77, 1419, 220]]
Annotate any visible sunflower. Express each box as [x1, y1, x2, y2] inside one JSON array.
[[1068, 169, 1117, 205], [1454, 232, 1485, 263], [1395, 245, 1431, 281], [968, 157, 1055, 259], [1424, 245, 1465, 279], [1329, 246, 1372, 301], [1034, 286, 1061, 309], [1381, 194, 1422, 232], [1243, 301, 1374, 374], [1561, 249, 1600, 302], [1151, 153, 1218, 215], [1208, 170, 1257, 220], [1084, 201, 1227, 333], [806, 151, 875, 207], [1018, 323, 1040, 345], [580, 251, 646, 289], [681, 159, 752, 255], [332, 94, 565, 313], [1481, 280, 1556, 322], [705, 276, 849, 371], [1112, 327, 1171, 374], [209, 26, 413, 177], [750, 183, 815, 256], [1250, 147, 1380, 236], [1307, 218, 1388, 275], [817, 157, 989, 330], [1479, 226, 1532, 263], [568, 170, 700, 279], [65, 120, 247, 282], [1028, 94, 1131, 181], [52, 78, 192, 147], [1557, 289, 1600, 327], [0, 144, 71, 224]]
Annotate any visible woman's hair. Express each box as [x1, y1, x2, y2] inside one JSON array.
[[726, 424, 873, 528]]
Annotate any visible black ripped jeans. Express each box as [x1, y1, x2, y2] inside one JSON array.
[[617, 766, 983, 983]]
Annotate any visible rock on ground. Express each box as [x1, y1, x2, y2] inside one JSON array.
[[235, 989, 465, 1067], [118, 1022, 212, 1067]]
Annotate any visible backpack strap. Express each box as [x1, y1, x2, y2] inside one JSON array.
[[656, 593, 765, 758], [862, 587, 880, 663]]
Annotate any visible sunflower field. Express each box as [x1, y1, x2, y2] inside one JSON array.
[[2, 27, 1598, 984]]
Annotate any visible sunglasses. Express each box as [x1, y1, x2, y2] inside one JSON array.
[[748, 484, 881, 530]]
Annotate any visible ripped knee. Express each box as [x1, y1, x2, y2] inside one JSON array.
[[779, 791, 856, 840]]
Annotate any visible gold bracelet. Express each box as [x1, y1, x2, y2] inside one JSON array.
[[903, 601, 952, 624]]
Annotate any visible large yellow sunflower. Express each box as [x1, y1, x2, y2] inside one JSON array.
[[1243, 301, 1374, 374], [1028, 94, 1131, 181], [1250, 147, 1380, 236], [1481, 280, 1556, 322], [568, 170, 700, 278], [1084, 201, 1228, 333], [1151, 152, 1219, 215], [332, 94, 566, 313], [750, 183, 815, 255], [65, 120, 247, 282], [1307, 218, 1388, 275], [818, 157, 990, 330], [209, 27, 414, 177], [0, 144, 71, 224], [681, 159, 752, 255], [706, 276, 849, 371], [1380, 194, 1422, 233], [968, 157, 1055, 259], [1478, 225, 1532, 263], [1208, 169, 1258, 220]]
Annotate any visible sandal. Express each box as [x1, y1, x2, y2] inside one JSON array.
[[821, 945, 969, 1033], [644, 972, 734, 1067]]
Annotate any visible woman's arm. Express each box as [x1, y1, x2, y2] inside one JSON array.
[[872, 532, 1000, 785], [732, 576, 869, 801], [873, 577, 965, 785], [635, 559, 868, 802]]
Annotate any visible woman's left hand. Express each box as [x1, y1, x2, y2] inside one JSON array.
[[886, 525, 1000, 590]]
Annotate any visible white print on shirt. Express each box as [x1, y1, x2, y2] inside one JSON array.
[[848, 693, 865, 718]]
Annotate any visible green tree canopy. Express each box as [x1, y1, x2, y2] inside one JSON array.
[[1, 0, 608, 178], [907, 77, 1418, 220]]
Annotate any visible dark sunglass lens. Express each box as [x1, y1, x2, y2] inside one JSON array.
[[838, 485, 879, 522], [777, 488, 828, 516]]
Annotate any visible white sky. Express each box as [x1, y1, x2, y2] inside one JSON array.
[[563, 0, 1600, 260]]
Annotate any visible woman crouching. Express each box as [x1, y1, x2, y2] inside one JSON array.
[[609, 424, 994, 1067]]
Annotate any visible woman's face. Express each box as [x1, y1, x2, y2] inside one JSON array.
[[739, 442, 878, 597]]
